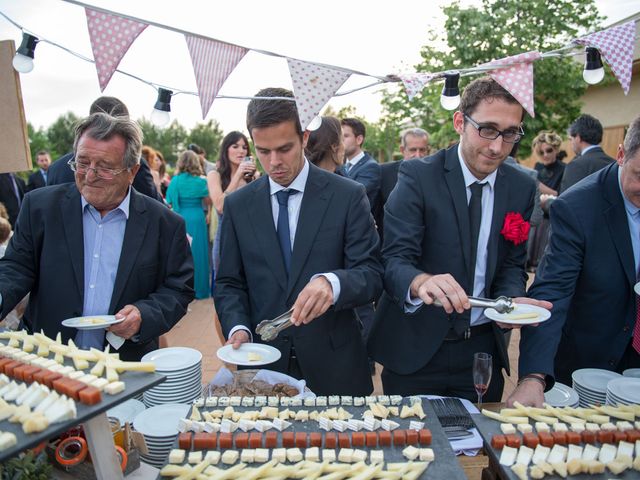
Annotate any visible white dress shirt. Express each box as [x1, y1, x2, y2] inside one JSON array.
[[345, 151, 365, 173], [406, 145, 496, 326]]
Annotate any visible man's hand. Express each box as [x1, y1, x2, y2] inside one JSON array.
[[225, 330, 250, 349], [410, 273, 469, 314], [506, 377, 545, 407], [108, 304, 142, 339], [290, 276, 333, 326], [495, 297, 553, 329]]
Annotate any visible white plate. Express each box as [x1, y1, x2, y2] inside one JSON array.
[[133, 403, 190, 437], [217, 343, 281, 366], [623, 368, 640, 378], [607, 377, 640, 403], [544, 382, 579, 407], [107, 399, 145, 426], [61, 315, 123, 330], [572, 368, 622, 393], [634, 281, 640, 295], [484, 303, 550, 325], [142, 347, 202, 372]]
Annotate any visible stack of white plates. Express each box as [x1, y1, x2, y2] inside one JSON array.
[[606, 377, 640, 406], [544, 382, 579, 407], [572, 368, 622, 407], [623, 368, 640, 378], [141, 347, 203, 407], [107, 398, 145, 426], [133, 403, 190, 469]]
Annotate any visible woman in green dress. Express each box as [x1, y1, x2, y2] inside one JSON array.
[[166, 150, 210, 299]]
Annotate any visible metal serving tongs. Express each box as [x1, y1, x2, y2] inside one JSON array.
[[434, 295, 514, 314], [256, 308, 294, 342]]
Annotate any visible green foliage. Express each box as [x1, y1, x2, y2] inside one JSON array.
[[46, 112, 80, 160], [185, 120, 225, 163], [26, 124, 50, 168], [381, 0, 602, 158], [0, 451, 52, 480]]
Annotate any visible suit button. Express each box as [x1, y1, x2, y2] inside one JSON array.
[[609, 360, 616, 366], [623, 325, 630, 332], [282, 337, 289, 343]]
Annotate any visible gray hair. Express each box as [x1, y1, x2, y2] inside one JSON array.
[[401, 127, 429, 147], [623, 115, 640, 162], [73, 112, 143, 169]]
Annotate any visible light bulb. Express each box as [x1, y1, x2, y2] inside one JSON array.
[[12, 53, 34, 73], [440, 94, 460, 110], [583, 67, 605, 85], [151, 109, 170, 127], [306, 116, 322, 131]]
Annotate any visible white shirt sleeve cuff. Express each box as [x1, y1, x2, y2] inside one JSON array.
[[228, 325, 253, 342], [404, 288, 423, 313], [311, 273, 340, 304]]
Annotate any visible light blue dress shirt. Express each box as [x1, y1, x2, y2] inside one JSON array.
[[619, 168, 640, 277], [74, 190, 130, 349]]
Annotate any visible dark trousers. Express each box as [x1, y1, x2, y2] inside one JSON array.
[[356, 303, 375, 340], [381, 329, 504, 403]]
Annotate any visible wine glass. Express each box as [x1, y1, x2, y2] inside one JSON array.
[[473, 352, 492, 407]]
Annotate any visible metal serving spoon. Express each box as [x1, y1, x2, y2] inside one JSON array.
[[433, 295, 514, 314]]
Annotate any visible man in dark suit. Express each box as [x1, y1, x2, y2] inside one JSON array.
[[27, 151, 50, 191], [0, 173, 26, 228], [215, 88, 382, 395], [47, 96, 164, 204], [369, 77, 550, 402], [0, 112, 194, 361], [340, 118, 380, 210], [508, 115, 640, 407], [560, 114, 614, 193]]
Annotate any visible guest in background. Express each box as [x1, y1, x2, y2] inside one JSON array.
[[0, 173, 25, 228], [305, 116, 345, 173], [166, 151, 211, 299], [528, 131, 565, 271], [141, 146, 162, 195], [156, 150, 171, 197], [27, 151, 51, 190], [188, 143, 216, 175], [207, 132, 256, 282]]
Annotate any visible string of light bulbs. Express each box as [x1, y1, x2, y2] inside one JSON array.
[[0, 6, 623, 127]]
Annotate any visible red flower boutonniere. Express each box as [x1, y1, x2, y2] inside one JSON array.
[[501, 212, 530, 245]]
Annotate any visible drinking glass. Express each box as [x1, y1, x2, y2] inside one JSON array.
[[473, 352, 492, 406]]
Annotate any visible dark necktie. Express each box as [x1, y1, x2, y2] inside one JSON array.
[[634, 263, 640, 354], [276, 189, 296, 273], [454, 181, 486, 337]]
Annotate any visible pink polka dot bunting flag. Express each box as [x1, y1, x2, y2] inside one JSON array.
[[481, 51, 541, 118], [85, 8, 148, 92], [185, 35, 248, 119], [286, 59, 351, 130], [576, 20, 637, 95], [399, 73, 435, 100]]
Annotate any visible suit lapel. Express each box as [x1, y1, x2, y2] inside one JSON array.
[[247, 179, 288, 292], [287, 167, 332, 297], [60, 187, 84, 296], [347, 153, 368, 178], [486, 167, 508, 289], [603, 165, 635, 285], [443, 148, 472, 283], [109, 190, 148, 312]]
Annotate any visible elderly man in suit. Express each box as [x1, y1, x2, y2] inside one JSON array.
[[27, 151, 51, 191], [0, 112, 194, 361], [560, 114, 614, 193], [509, 115, 640, 407], [369, 77, 550, 402], [215, 88, 382, 396]]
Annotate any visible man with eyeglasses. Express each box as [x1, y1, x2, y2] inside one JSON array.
[[0, 112, 194, 361], [368, 77, 550, 401]]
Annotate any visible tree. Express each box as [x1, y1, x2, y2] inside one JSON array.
[[26, 123, 51, 167], [46, 112, 79, 159], [138, 118, 187, 165], [185, 120, 224, 162], [381, 0, 602, 158]]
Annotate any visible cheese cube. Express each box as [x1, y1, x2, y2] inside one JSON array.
[[402, 445, 420, 461], [305, 447, 320, 462], [205, 396, 218, 407], [552, 422, 568, 432], [240, 449, 255, 463], [353, 397, 365, 407], [534, 422, 550, 433], [267, 396, 279, 407], [322, 449, 336, 462], [409, 420, 425, 431], [304, 397, 315, 407], [337, 448, 354, 463], [352, 449, 367, 463], [570, 422, 585, 432], [315, 396, 327, 406], [272, 448, 287, 463], [616, 421, 633, 431], [288, 397, 301, 407], [370, 450, 384, 464], [286, 448, 303, 463], [585, 422, 599, 431], [582, 444, 599, 461], [204, 451, 220, 465], [547, 445, 567, 464], [341, 396, 353, 406], [168, 449, 185, 464], [601, 422, 616, 431], [254, 396, 267, 407], [566, 444, 583, 463], [598, 443, 616, 464], [221, 450, 238, 465], [516, 423, 533, 434], [419, 448, 435, 462], [500, 423, 516, 434], [515, 446, 533, 466], [328, 395, 340, 405], [187, 451, 202, 464], [254, 448, 269, 463], [279, 397, 290, 407], [499, 446, 517, 466], [241, 396, 254, 407]]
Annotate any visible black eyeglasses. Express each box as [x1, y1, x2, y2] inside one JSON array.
[[464, 114, 524, 144], [68, 160, 129, 180]]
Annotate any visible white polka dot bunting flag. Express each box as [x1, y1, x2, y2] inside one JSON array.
[[287, 59, 351, 130], [399, 73, 435, 100], [575, 20, 637, 95], [481, 51, 541, 118], [185, 35, 247, 119], [85, 8, 148, 92]]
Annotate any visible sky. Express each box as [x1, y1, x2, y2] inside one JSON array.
[[1, 0, 639, 134]]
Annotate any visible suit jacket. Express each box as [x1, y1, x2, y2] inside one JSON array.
[[27, 170, 46, 191], [214, 163, 383, 395], [0, 184, 194, 360], [521, 163, 634, 386], [372, 161, 402, 243], [560, 146, 614, 194], [48, 153, 164, 203], [344, 152, 380, 211], [368, 145, 535, 375], [0, 174, 25, 228]]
